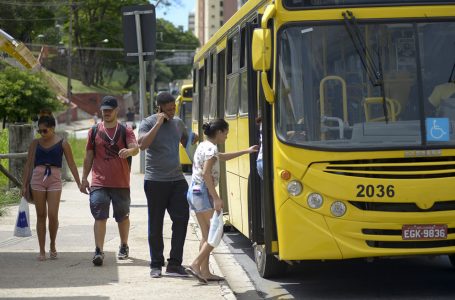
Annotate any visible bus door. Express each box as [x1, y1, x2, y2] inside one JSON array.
[[216, 50, 229, 214], [244, 20, 262, 243], [238, 26, 252, 238], [225, 32, 244, 234]]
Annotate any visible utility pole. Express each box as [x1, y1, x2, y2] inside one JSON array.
[[122, 5, 156, 173], [66, 0, 73, 125]]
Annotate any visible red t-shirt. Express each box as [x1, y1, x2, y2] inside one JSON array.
[[86, 122, 137, 188]]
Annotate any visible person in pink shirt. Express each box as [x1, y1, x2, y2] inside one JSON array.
[[80, 96, 139, 266]]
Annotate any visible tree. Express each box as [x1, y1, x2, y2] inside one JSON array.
[[155, 19, 199, 81], [69, 0, 149, 86], [0, 65, 63, 125], [0, 1, 56, 43]]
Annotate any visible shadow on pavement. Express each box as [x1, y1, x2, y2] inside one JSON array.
[[0, 296, 110, 300], [0, 252, 149, 289]]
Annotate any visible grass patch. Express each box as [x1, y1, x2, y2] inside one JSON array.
[[0, 130, 9, 188], [0, 130, 21, 215], [48, 71, 128, 94], [0, 189, 20, 216], [68, 135, 87, 167]]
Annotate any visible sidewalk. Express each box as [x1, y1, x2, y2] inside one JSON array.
[[0, 145, 235, 299]]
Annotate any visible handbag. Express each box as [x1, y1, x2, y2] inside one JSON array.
[[24, 140, 37, 204], [14, 197, 32, 237], [207, 209, 224, 247]]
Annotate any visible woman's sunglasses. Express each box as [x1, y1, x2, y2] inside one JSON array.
[[37, 128, 49, 135]]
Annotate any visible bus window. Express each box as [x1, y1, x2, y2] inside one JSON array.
[[228, 33, 240, 74], [239, 71, 248, 114], [183, 87, 192, 98], [240, 26, 247, 69], [210, 53, 218, 119], [193, 68, 202, 122], [203, 59, 211, 119], [226, 75, 240, 116]]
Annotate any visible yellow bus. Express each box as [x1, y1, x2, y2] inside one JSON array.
[[175, 84, 194, 172], [192, 0, 455, 277]]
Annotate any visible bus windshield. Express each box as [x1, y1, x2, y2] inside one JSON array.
[[276, 20, 455, 149]]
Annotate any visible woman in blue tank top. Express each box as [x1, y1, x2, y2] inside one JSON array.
[[22, 115, 81, 261]]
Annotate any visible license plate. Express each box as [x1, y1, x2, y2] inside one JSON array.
[[402, 224, 447, 240]]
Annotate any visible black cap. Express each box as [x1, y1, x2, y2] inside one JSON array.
[[100, 96, 118, 110]]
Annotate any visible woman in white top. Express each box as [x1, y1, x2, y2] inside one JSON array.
[[186, 119, 258, 283]]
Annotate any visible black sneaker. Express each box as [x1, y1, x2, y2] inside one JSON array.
[[165, 265, 190, 277], [150, 267, 162, 278], [118, 244, 129, 260], [92, 247, 104, 266]]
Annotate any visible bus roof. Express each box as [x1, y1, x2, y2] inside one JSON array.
[[193, 0, 268, 63]]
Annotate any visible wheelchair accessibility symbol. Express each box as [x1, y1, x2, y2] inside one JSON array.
[[426, 118, 450, 142]]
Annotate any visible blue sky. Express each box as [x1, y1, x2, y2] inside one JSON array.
[[155, 1, 195, 31]]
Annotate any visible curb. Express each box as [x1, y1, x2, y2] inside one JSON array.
[[188, 212, 237, 300]]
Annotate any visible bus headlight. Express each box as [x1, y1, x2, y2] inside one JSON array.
[[287, 180, 303, 196], [330, 201, 347, 217], [307, 193, 323, 209]]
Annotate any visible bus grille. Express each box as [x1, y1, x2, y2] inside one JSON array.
[[323, 156, 455, 179], [366, 240, 455, 248], [364, 228, 455, 248], [349, 200, 455, 212]]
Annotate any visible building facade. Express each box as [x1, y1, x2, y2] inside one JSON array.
[[188, 12, 195, 35], [194, 0, 246, 46]]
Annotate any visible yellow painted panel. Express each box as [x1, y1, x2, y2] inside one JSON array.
[[225, 118, 239, 174], [226, 172, 242, 233], [238, 117, 250, 178], [179, 144, 191, 165], [239, 177, 249, 237], [276, 199, 342, 260]]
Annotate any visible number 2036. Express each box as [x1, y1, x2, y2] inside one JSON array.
[[356, 184, 395, 198]]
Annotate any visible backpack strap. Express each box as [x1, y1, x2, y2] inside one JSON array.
[[90, 124, 98, 157], [119, 123, 132, 169]]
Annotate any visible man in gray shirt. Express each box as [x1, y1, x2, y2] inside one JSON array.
[[138, 92, 190, 278]]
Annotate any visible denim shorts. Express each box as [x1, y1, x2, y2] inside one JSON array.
[[187, 181, 213, 213], [89, 187, 130, 222]]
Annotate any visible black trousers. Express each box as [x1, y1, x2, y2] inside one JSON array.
[[144, 179, 189, 268]]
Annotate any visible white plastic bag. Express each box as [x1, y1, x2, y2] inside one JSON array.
[[207, 209, 224, 247], [14, 197, 32, 237]]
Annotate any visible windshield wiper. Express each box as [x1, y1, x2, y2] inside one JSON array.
[[449, 61, 455, 83], [342, 10, 389, 123]]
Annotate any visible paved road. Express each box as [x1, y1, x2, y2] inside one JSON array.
[[223, 231, 455, 300]]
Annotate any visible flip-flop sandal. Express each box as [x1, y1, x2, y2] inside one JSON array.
[[206, 275, 224, 281], [185, 266, 208, 284], [49, 250, 58, 260], [37, 254, 46, 261]]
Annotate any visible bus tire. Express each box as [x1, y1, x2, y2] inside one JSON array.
[[449, 255, 455, 268], [182, 165, 191, 173], [254, 244, 287, 278]]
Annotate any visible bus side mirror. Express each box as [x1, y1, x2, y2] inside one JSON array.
[[252, 28, 271, 71]]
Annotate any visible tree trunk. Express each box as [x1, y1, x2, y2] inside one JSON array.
[[8, 124, 34, 188]]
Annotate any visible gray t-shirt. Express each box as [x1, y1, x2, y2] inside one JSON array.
[[139, 114, 188, 181]]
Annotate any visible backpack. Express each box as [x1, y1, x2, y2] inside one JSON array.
[[90, 123, 132, 170]]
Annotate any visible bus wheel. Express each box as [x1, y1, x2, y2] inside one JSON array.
[[254, 244, 287, 278], [182, 165, 191, 173], [449, 255, 455, 268]]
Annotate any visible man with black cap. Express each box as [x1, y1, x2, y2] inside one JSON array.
[[80, 95, 139, 266], [138, 92, 192, 278]]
